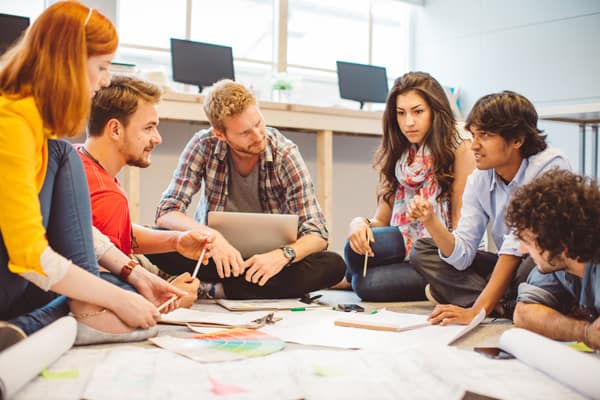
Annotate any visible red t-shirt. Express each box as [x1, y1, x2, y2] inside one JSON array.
[[75, 144, 133, 255]]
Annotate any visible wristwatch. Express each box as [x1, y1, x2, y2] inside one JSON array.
[[281, 246, 296, 266]]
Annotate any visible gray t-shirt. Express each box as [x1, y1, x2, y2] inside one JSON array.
[[224, 155, 262, 213]]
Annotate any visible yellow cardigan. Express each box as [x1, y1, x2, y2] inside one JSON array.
[[0, 95, 54, 277]]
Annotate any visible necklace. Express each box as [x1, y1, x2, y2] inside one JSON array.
[[79, 146, 106, 171]]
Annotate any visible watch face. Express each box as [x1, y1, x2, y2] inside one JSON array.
[[283, 246, 295, 259]]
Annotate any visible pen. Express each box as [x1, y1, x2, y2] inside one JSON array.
[[157, 295, 178, 312], [290, 307, 306, 311], [362, 250, 368, 277], [191, 247, 207, 280]]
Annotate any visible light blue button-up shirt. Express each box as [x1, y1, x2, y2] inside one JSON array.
[[442, 147, 571, 270]]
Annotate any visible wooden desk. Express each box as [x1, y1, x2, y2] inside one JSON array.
[[539, 102, 600, 178], [125, 92, 383, 235]]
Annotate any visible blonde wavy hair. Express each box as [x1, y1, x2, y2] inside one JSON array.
[[203, 79, 255, 134]]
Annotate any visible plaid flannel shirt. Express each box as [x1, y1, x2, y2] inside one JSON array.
[[156, 127, 328, 241]]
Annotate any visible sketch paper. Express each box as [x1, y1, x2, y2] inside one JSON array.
[[447, 308, 486, 345], [216, 298, 319, 311], [260, 309, 466, 350]]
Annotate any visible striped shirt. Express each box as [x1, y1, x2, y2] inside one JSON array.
[[156, 127, 328, 240]]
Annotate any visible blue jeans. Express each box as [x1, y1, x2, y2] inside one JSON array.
[[344, 226, 426, 301], [0, 140, 134, 334]]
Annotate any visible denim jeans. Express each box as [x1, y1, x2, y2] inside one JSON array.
[[0, 140, 134, 334], [343, 226, 426, 301]]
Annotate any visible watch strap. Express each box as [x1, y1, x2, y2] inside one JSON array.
[[119, 259, 138, 282]]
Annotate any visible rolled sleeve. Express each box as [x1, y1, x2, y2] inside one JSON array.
[[517, 269, 574, 314], [498, 231, 522, 257]]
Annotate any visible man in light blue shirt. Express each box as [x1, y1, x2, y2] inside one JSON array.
[[506, 169, 599, 350], [409, 91, 571, 325]]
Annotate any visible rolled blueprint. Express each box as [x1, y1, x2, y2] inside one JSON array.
[[0, 316, 76, 399], [500, 328, 600, 399]]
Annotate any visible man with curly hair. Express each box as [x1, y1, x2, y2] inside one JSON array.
[[152, 79, 345, 299], [409, 91, 571, 325], [506, 168, 600, 350]]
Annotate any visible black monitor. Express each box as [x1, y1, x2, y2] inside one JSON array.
[[336, 61, 389, 110], [0, 13, 30, 56], [170, 38, 235, 93]]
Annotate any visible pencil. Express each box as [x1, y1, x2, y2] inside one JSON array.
[[362, 251, 368, 277], [157, 295, 178, 312], [191, 247, 207, 280]]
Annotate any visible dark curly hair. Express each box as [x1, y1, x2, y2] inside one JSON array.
[[465, 91, 547, 158], [506, 168, 600, 264], [375, 71, 460, 204]]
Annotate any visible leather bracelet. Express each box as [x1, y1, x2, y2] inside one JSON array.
[[119, 259, 138, 282]]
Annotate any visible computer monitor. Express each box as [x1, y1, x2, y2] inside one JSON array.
[[0, 13, 30, 56], [170, 38, 235, 93], [336, 61, 389, 110]]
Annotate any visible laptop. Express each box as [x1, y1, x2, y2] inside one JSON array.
[[207, 211, 298, 259]]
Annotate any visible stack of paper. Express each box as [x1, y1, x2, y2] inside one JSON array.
[[160, 309, 275, 328], [216, 298, 320, 311]]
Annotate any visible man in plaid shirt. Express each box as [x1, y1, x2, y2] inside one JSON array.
[[151, 79, 345, 299]]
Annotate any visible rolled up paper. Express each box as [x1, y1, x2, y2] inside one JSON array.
[[500, 328, 600, 399], [0, 316, 76, 399]]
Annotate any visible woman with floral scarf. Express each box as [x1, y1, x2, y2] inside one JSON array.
[[343, 72, 475, 301]]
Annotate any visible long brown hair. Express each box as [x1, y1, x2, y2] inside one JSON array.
[[0, 1, 118, 137], [375, 71, 459, 204]]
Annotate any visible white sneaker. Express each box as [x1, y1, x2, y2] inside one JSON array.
[[424, 284, 440, 305]]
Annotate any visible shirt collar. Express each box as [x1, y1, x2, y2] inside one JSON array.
[[489, 157, 529, 191]]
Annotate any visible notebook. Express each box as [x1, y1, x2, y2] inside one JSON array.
[[207, 211, 298, 258]]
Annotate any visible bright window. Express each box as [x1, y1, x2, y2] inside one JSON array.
[[190, 0, 273, 62], [287, 0, 369, 70], [118, 0, 187, 48]]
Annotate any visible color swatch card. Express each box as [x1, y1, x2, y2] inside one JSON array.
[[150, 328, 285, 363]]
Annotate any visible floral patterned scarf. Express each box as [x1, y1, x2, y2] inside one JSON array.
[[390, 144, 451, 255]]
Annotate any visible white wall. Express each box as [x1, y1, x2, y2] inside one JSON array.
[[412, 0, 600, 173]]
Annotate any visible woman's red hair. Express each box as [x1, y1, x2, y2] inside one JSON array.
[[0, 1, 118, 137]]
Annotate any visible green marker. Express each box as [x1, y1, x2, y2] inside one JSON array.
[[290, 307, 306, 311]]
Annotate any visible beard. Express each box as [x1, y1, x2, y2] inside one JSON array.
[[230, 138, 266, 156], [126, 148, 153, 168]]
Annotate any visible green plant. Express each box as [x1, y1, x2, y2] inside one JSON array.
[[272, 79, 293, 91]]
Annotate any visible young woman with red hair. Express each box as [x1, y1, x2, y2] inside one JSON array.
[[0, 1, 182, 347]]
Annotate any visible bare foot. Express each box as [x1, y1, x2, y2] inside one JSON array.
[[329, 278, 352, 290], [70, 300, 133, 334]]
